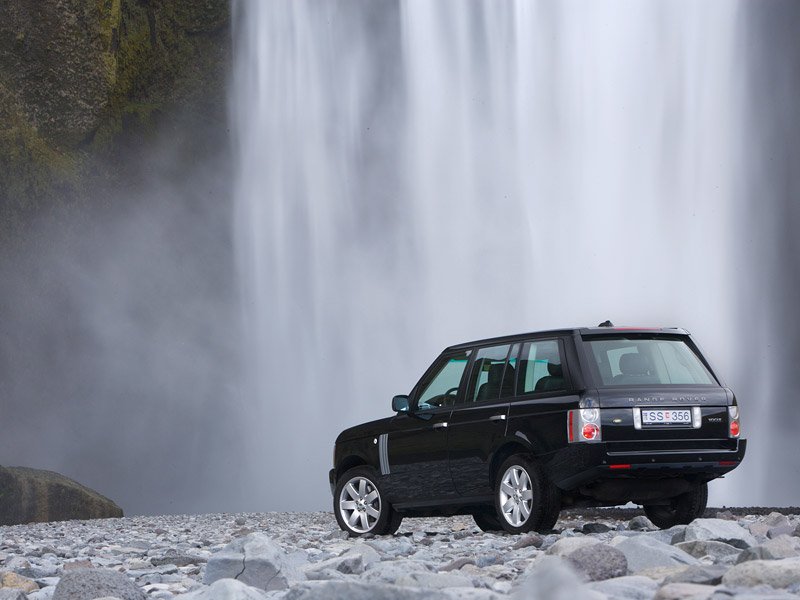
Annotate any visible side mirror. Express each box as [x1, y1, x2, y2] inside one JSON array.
[[391, 395, 410, 413]]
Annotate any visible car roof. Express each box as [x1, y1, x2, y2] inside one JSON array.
[[445, 326, 690, 351]]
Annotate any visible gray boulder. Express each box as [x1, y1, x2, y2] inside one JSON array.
[[0, 467, 122, 526], [546, 536, 600, 557], [682, 519, 756, 549], [587, 575, 657, 600], [567, 543, 627, 582], [515, 556, 604, 600], [628, 516, 655, 531], [674, 540, 742, 563], [611, 536, 698, 572], [736, 535, 800, 563], [722, 557, 800, 588], [0, 590, 27, 600], [281, 581, 497, 600], [662, 565, 728, 586], [177, 579, 268, 599], [52, 569, 145, 600], [654, 582, 716, 600], [203, 533, 305, 592]]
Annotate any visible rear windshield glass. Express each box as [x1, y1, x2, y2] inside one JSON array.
[[586, 337, 716, 387]]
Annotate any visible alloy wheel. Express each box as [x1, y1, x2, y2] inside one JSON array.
[[338, 476, 382, 533], [498, 465, 534, 527]]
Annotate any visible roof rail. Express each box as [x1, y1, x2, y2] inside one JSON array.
[[597, 320, 614, 327]]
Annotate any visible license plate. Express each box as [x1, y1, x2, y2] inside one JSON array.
[[641, 408, 692, 426]]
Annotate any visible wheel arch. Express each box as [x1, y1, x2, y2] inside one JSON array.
[[489, 438, 536, 485], [336, 454, 368, 481]]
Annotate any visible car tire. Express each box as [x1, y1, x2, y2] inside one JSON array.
[[536, 477, 562, 532], [643, 482, 708, 529], [334, 467, 395, 536], [492, 454, 546, 534], [473, 511, 503, 532]]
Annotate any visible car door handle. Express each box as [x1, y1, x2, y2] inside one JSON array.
[[489, 414, 507, 422], [433, 422, 448, 429]]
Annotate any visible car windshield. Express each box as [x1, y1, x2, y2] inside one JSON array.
[[586, 337, 716, 387]]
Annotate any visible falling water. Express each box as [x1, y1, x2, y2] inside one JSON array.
[[232, 1, 754, 510]]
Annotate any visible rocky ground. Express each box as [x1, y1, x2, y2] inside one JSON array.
[[0, 509, 799, 599]]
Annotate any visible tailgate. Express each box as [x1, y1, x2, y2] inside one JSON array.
[[596, 386, 730, 441]]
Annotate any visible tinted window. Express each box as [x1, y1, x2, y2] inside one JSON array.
[[416, 350, 471, 410], [465, 344, 518, 402], [517, 339, 565, 394], [587, 337, 715, 386]]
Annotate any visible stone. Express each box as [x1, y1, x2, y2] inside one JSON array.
[[722, 557, 800, 588], [203, 533, 305, 592], [582, 523, 612, 534], [655, 582, 716, 600], [682, 519, 757, 549], [441, 557, 476, 571], [512, 533, 543, 550], [280, 580, 472, 600], [663, 565, 728, 586], [546, 536, 600, 557], [567, 543, 628, 582], [0, 467, 122, 526], [587, 575, 658, 600], [361, 559, 432, 585], [767, 525, 795, 539], [714, 511, 735, 521], [0, 590, 27, 600], [674, 540, 742, 563], [629, 516, 655, 531], [763, 512, 791, 528], [736, 535, 800, 563], [0, 572, 38, 593], [52, 569, 145, 600], [611, 536, 698, 572], [177, 579, 268, 599], [516, 556, 604, 600], [304, 552, 364, 577]]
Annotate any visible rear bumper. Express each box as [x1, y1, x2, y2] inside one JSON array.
[[550, 438, 747, 490]]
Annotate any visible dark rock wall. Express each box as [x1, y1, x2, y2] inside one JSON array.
[[0, 0, 230, 232]]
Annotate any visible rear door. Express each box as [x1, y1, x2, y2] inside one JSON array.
[[506, 337, 579, 457], [447, 343, 519, 498], [385, 349, 471, 504]]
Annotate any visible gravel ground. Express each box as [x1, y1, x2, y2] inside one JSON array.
[[0, 509, 799, 599]]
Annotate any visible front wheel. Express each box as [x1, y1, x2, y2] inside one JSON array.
[[334, 467, 398, 536], [644, 482, 708, 529]]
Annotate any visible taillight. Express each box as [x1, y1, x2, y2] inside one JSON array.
[[568, 408, 602, 443], [728, 405, 740, 438]]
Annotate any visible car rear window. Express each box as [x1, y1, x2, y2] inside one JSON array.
[[585, 337, 716, 387]]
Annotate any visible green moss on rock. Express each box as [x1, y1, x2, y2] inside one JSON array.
[[0, 466, 123, 525]]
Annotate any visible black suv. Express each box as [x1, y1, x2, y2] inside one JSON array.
[[330, 324, 746, 535]]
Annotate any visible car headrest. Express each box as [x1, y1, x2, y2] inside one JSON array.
[[619, 353, 649, 376], [547, 362, 563, 377], [487, 362, 505, 383]]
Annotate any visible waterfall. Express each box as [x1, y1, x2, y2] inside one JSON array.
[[231, 0, 753, 510]]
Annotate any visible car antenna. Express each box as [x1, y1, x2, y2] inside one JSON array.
[[597, 320, 614, 327]]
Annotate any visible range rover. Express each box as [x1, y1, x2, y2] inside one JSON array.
[[329, 323, 746, 535]]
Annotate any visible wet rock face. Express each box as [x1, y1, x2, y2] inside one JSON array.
[[0, 466, 122, 526], [0, 0, 113, 147]]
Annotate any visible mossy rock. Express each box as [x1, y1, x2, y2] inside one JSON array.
[[0, 466, 123, 525]]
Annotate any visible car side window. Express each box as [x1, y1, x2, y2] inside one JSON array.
[[465, 343, 518, 403], [517, 339, 565, 394], [415, 350, 471, 410]]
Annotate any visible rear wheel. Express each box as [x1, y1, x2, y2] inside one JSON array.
[[644, 482, 708, 529], [334, 467, 398, 536], [473, 512, 503, 532], [493, 454, 546, 534]]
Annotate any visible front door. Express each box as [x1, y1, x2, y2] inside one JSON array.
[[385, 349, 471, 504], [448, 343, 518, 498]]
